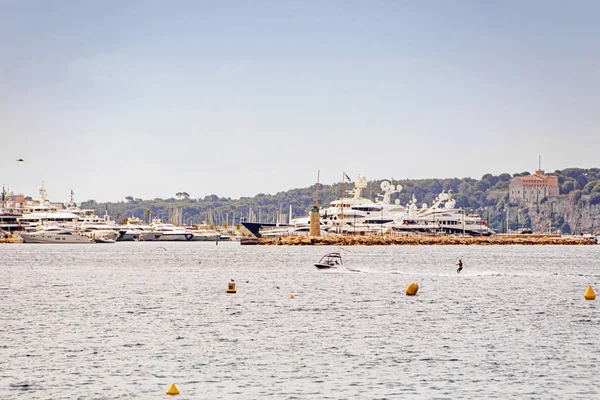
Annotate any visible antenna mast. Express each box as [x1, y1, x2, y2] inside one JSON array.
[[315, 170, 320, 207]]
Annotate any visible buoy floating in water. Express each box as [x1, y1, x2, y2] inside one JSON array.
[[584, 285, 596, 300], [166, 383, 180, 395], [405, 282, 419, 296], [226, 279, 237, 294], [289, 294, 295, 299]]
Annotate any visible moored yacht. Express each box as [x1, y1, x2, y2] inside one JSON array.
[[321, 177, 406, 234], [151, 220, 193, 241], [118, 217, 163, 241], [187, 225, 221, 241], [19, 226, 93, 244], [389, 191, 493, 236]]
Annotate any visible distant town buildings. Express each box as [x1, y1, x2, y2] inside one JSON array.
[[509, 169, 559, 203]]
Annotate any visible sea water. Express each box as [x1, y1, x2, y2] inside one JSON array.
[[1, 243, 599, 399]]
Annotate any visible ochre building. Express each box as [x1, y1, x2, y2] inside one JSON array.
[[509, 169, 559, 203]]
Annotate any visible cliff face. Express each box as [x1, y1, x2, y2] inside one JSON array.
[[518, 195, 600, 235]]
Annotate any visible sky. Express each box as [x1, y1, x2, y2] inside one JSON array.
[[2, 0, 599, 203]]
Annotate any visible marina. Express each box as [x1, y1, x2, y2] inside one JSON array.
[[0, 185, 237, 244], [1, 180, 598, 245]]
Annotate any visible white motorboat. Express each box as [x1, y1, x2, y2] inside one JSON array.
[[187, 225, 221, 241], [19, 226, 93, 244], [151, 220, 193, 241], [118, 217, 162, 241], [314, 252, 360, 272]]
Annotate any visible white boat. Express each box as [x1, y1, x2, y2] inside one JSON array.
[[79, 216, 121, 241], [118, 217, 162, 241], [19, 226, 93, 244], [320, 177, 407, 235], [187, 225, 221, 241], [94, 237, 116, 244], [314, 252, 360, 272], [151, 220, 193, 241], [388, 192, 494, 236]]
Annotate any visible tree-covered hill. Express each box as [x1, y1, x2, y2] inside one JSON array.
[[80, 167, 600, 235]]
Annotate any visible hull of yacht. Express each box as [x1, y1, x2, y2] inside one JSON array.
[[118, 230, 164, 241], [390, 223, 493, 236], [139, 232, 163, 241], [158, 232, 193, 241], [83, 229, 120, 241], [190, 232, 220, 241], [241, 222, 279, 238], [118, 230, 140, 241]]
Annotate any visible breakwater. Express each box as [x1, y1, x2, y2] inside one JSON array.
[[252, 234, 597, 246]]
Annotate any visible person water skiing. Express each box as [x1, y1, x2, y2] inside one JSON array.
[[456, 259, 463, 274]]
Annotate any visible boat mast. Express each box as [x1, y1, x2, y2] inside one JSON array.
[[315, 170, 320, 207], [341, 172, 345, 226]]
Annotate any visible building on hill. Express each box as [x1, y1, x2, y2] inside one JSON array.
[[509, 170, 559, 203]]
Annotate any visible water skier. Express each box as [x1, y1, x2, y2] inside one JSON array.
[[456, 259, 463, 274]]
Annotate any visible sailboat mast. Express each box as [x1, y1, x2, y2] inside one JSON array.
[[315, 170, 320, 207], [341, 172, 344, 223]]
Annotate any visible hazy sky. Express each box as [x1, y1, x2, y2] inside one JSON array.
[[2, 0, 599, 203]]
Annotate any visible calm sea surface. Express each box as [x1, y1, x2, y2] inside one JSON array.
[[1, 243, 599, 399]]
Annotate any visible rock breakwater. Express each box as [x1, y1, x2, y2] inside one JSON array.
[[258, 234, 597, 246]]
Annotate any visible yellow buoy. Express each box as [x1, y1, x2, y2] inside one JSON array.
[[406, 282, 419, 296], [289, 294, 295, 299], [166, 383, 180, 395], [584, 285, 596, 300], [226, 279, 237, 294]]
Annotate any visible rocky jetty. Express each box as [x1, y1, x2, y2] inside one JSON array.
[[258, 234, 597, 246]]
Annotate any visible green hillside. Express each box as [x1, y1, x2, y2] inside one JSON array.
[[80, 167, 600, 234]]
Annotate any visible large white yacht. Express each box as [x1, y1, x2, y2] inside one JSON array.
[[388, 191, 493, 236], [151, 220, 193, 241], [118, 217, 163, 241], [321, 177, 407, 234], [19, 226, 93, 244]]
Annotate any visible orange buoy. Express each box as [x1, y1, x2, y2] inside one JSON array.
[[166, 383, 180, 395], [405, 282, 419, 296], [584, 285, 596, 300], [226, 279, 237, 294]]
